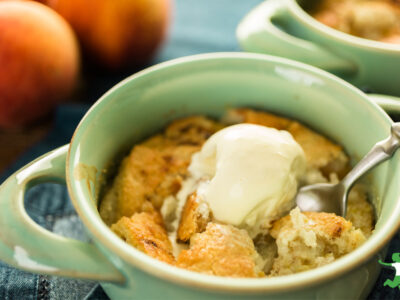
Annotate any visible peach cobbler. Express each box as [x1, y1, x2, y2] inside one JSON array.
[[99, 108, 374, 277], [310, 0, 400, 43]]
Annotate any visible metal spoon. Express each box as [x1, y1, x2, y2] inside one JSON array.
[[296, 123, 400, 217]]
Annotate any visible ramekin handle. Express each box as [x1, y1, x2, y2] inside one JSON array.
[[236, 0, 355, 73], [368, 94, 400, 114], [0, 145, 124, 282]]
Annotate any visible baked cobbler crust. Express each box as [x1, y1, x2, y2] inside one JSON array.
[[176, 223, 264, 277], [100, 108, 375, 277], [111, 206, 175, 264], [100, 116, 222, 225], [177, 192, 212, 242], [270, 208, 366, 276]]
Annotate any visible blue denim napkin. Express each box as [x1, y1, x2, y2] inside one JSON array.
[[1, 0, 399, 299]]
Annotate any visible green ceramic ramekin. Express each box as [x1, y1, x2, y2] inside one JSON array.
[[237, 0, 400, 96], [1, 53, 400, 299]]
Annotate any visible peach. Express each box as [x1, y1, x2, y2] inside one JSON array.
[[43, 0, 171, 70], [0, 1, 79, 129]]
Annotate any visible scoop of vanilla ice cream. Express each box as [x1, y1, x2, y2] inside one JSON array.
[[189, 123, 306, 237]]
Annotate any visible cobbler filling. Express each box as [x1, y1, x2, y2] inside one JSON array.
[[99, 108, 374, 278]]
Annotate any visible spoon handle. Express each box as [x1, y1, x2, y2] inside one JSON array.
[[342, 123, 400, 191]]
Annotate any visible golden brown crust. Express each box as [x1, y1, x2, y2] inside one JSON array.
[[227, 108, 291, 130], [287, 122, 348, 175], [271, 211, 351, 239], [165, 116, 225, 145], [177, 192, 212, 242], [99, 145, 190, 225], [111, 210, 175, 264], [99, 116, 222, 225], [176, 223, 263, 277], [269, 208, 366, 276]]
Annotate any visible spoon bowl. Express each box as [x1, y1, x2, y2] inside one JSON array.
[[296, 183, 346, 216], [296, 123, 400, 216]]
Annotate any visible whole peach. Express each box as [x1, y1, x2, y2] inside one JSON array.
[[44, 0, 171, 70], [0, 1, 79, 129]]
